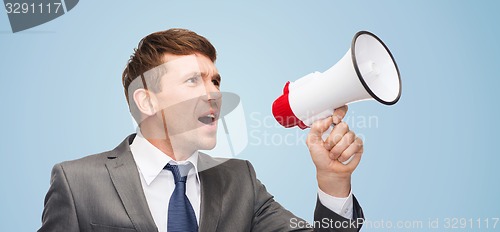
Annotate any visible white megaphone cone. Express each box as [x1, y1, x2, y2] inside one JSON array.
[[272, 31, 402, 164], [272, 31, 402, 130]]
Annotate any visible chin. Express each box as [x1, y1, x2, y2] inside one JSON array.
[[198, 137, 217, 151]]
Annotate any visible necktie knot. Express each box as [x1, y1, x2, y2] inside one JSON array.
[[164, 163, 191, 184]]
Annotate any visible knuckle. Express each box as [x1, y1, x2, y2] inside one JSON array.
[[325, 139, 333, 148], [333, 133, 343, 144], [340, 134, 352, 146], [332, 144, 347, 155], [306, 135, 314, 145], [310, 122, 320, 131], [330, 147, 340, 157], [339, 121, 349, 131], [328, 152, 336, 160], [306, 135, 316, 146], [338, 153, 347, 162], [356, 137, 364, 146], [347, 131, 355, 141]]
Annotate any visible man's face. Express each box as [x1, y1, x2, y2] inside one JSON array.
[[150, 53, 221, 156]]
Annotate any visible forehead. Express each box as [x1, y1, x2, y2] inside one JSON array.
[[138, 53, 218, 90], [161, 53, 217, 75]]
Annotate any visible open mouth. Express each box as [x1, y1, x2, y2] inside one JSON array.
[[198, 113, 217, 125]]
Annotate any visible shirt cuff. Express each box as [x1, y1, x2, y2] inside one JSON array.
[[317, 188, 354, 219]]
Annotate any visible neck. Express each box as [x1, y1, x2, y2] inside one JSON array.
[[145, 137, 193, 161], [138, 121, 193, 161], [139, 117, 194, 161]]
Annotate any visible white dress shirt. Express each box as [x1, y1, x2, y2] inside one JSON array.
[[130, 132, 353, 232], [130, 133, 200, 232]]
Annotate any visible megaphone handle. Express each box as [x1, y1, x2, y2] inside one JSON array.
[[320, 124, 354, 165]]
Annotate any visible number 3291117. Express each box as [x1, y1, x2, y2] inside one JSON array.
[[443, 218, 499, 229], [5, 2, 62, 14]]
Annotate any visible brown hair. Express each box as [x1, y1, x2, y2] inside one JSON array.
[[122, 28, 217, 121]]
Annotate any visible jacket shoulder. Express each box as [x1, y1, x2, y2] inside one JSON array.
[[56, 135, 133, 171], [197, 152, 253, 174], [57, 149, 116, 169]]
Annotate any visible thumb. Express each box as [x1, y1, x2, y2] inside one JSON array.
[[332, 105, 348, 125]]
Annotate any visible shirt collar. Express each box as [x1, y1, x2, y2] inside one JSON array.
[[130, 130, 200, 186]]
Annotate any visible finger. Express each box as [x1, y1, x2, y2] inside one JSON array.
[[337, 137, 363, 163], [329, 131, 356, 160], [332, 105, 348, 125], [346, 151, 363, 170], [344, 139, 364, 169], [324, 121, 349, 150], [307, 116, 333, 146], [341, 155, 355, 165]]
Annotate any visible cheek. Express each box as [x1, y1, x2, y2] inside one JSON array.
[[160, 97, 200, 121], [155, 85, 209, 129], [157, 88, 201, 110]]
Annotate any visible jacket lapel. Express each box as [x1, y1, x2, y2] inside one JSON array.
[[105, 134, 158, 232], [197, 153, 224, 232]]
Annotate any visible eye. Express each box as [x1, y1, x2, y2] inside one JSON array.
[[186, 75, 200, 85], [212, 79, 220, 88]]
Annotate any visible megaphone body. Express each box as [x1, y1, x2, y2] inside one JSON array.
[[272, 31, 402, 129]]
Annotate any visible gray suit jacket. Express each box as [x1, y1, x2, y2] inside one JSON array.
[[39, 134, 363, 232]]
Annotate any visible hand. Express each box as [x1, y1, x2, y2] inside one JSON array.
[[306, 105, 364, 197]]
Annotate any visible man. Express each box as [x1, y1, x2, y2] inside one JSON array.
[[39, 28, 364, 232]]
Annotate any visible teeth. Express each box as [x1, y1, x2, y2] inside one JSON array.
[[199, 113, 216, 125]]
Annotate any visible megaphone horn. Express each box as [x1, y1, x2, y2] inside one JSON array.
[[272, 31, 402, 129]]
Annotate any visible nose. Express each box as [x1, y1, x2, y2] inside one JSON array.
[[204, 82, 221, 101]]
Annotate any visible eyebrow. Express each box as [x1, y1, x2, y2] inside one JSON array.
[[199, 72, 221, 83]]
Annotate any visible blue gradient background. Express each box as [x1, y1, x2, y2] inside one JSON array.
[[1, 1, 499, 231]]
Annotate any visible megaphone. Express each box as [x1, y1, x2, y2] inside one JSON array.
[[272, 31, 401, 129]]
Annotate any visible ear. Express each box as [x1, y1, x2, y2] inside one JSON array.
[[133, 88, 157, 116]]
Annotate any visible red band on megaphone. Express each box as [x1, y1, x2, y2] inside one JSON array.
[[272, 82, 308, 129]]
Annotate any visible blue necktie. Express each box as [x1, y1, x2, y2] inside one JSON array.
[[164, 163, 198, 232]]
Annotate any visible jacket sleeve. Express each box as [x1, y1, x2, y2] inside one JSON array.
[[314, 195, 364, 232], [246, 161, 364, 232], [38, 163, 80, 232]]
